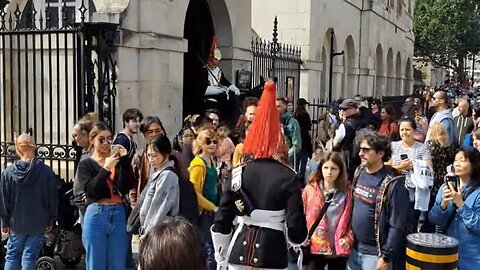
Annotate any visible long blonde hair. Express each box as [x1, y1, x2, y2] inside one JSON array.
[[193, 128, 216, 156], [427, 122, 449, 146]]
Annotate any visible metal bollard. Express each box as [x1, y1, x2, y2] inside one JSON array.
[[406, 233, 458, 270]]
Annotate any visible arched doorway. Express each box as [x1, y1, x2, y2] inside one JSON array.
[[183, 0, 215, 118], [395, 52, 402, 95], [405, 58, 412, 94], [342, 36, 356, 97], [323, 29, 337, 100], [320, 47, 327, 100], [375, 44, 384, 96], [386, 48, 394, 96]]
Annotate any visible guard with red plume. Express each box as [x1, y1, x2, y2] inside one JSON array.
[[243, 80, 282, 159], [210, 80, 308, 269]]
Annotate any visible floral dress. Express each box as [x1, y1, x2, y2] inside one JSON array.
[[425, 140, 456, 196]]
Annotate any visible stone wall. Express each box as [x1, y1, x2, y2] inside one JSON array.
[[116, 0, 252, 135], [252, 0, 415, 101]]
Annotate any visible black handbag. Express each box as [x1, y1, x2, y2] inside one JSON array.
[[289, 191, 335, 265]]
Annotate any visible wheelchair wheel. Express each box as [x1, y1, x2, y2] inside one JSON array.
[[60, 255, 81, 268], [36, 256, 56, 270]]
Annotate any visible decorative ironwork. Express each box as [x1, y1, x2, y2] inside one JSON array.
[[308, 98, 328, 142], [251, 17, 302, 103], [0, 0, 118, 181]]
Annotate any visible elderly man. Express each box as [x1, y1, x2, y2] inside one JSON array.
[[0, 134, 58, 270], [453, 98, 474, 145]]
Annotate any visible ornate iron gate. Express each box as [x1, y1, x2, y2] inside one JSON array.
[[0, 0, 117, 181], [251, 17, 302, 104]]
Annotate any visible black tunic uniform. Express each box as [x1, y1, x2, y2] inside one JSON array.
[[213, 158, 308, 269]]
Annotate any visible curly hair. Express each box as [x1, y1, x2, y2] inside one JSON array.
[[355, 128, 392, 162]]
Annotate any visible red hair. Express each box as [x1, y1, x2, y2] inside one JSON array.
[[243, 80, 282, 159]]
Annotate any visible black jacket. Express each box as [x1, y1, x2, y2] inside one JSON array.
[[213, 158, 307, 269], [295, 109, 313, 157], [75, 157, 133, 208]]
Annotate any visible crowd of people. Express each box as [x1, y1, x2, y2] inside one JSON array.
[[2, 81, 480, 270]]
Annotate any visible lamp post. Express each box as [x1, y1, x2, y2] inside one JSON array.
[[328, 29, 344, 103]]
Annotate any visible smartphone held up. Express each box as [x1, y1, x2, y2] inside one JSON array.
[[110, 144, 120, 157], [445, 175, 459, 192]]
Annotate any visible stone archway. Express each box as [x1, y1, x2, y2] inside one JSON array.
[[375, 44, 384, 96], [323, 28, 339, 100], [395, 52, 402, 95], [342, 35, 356, 98], [405, 58, 412, 94], [321, 46, 327, 100], [207, 0, 233, 78], [182, 0, 233, 118], [386, 48, 394, 96]]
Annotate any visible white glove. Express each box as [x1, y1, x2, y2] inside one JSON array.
[[228, 84, 241, 96], [206, 86, 228, 96], [211, 227, 232, 268]]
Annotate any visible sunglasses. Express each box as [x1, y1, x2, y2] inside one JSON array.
[[359, 147, 373, 153], [98, 137, 113, 144], [205, 138, 217, 145]]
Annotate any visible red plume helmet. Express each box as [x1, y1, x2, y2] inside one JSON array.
[[243, 80, 282, 159]]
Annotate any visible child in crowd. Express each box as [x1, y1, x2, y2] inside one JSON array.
[[215, 124, 235, 167]]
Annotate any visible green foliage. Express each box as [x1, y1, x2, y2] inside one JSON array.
[[414, 0, 480, 74]]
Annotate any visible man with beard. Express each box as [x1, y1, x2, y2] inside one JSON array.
[[349, 130, 413, 270], [276, 97, 302, 168], [426, 91, 457, 146]]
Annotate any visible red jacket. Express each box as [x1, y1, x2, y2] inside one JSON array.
[[378, 120, 398, 137], [302, 181, 353, 256]]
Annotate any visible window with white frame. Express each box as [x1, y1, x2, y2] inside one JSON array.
[[45, 0, 75, 28]]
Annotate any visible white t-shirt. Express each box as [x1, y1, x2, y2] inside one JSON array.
[[391, 141, 432, 198]]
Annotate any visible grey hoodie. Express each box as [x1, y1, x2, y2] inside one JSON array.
[[0, 159, 58, 234]]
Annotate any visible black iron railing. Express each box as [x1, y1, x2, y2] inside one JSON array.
[[0, 0, 117, 181], [251, 16, 302, 104]]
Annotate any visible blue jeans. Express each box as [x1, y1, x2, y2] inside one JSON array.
[[287, 262, 299, 270], [4, 231, 44, 270], [82, 203, 128, 270], [199, 212, 216, 270], [348, 248, 378, 270], [295, 151, 309, 181]]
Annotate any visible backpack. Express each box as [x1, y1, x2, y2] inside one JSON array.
[[127, 166, 199, 234], [164, 167, 199, 226], [386, 121, 400, 141]]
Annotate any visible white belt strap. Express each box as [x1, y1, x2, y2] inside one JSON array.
[[224, 209, 286, 268]]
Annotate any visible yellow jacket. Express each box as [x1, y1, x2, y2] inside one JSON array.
[[189, 156, 216, 212], [232, 143, 244, 167]]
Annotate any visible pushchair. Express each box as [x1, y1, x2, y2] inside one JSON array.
[[35, 179, 84, 269]]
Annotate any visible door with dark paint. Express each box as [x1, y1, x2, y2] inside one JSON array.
[[183, 0, 215, 119]]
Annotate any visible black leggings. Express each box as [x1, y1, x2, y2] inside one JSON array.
[[306, 255, 347, 270]]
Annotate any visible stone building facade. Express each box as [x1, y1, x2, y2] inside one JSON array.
[[252, 0, 415, 101], [114, 0, 252, 133], [3, 0, 252, 135]]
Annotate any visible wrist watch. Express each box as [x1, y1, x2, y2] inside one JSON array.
[[381, 256, 391, 263]]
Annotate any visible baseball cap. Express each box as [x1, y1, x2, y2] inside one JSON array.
[[297, 98, 309, 106], [339, 98, 358, 110]]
